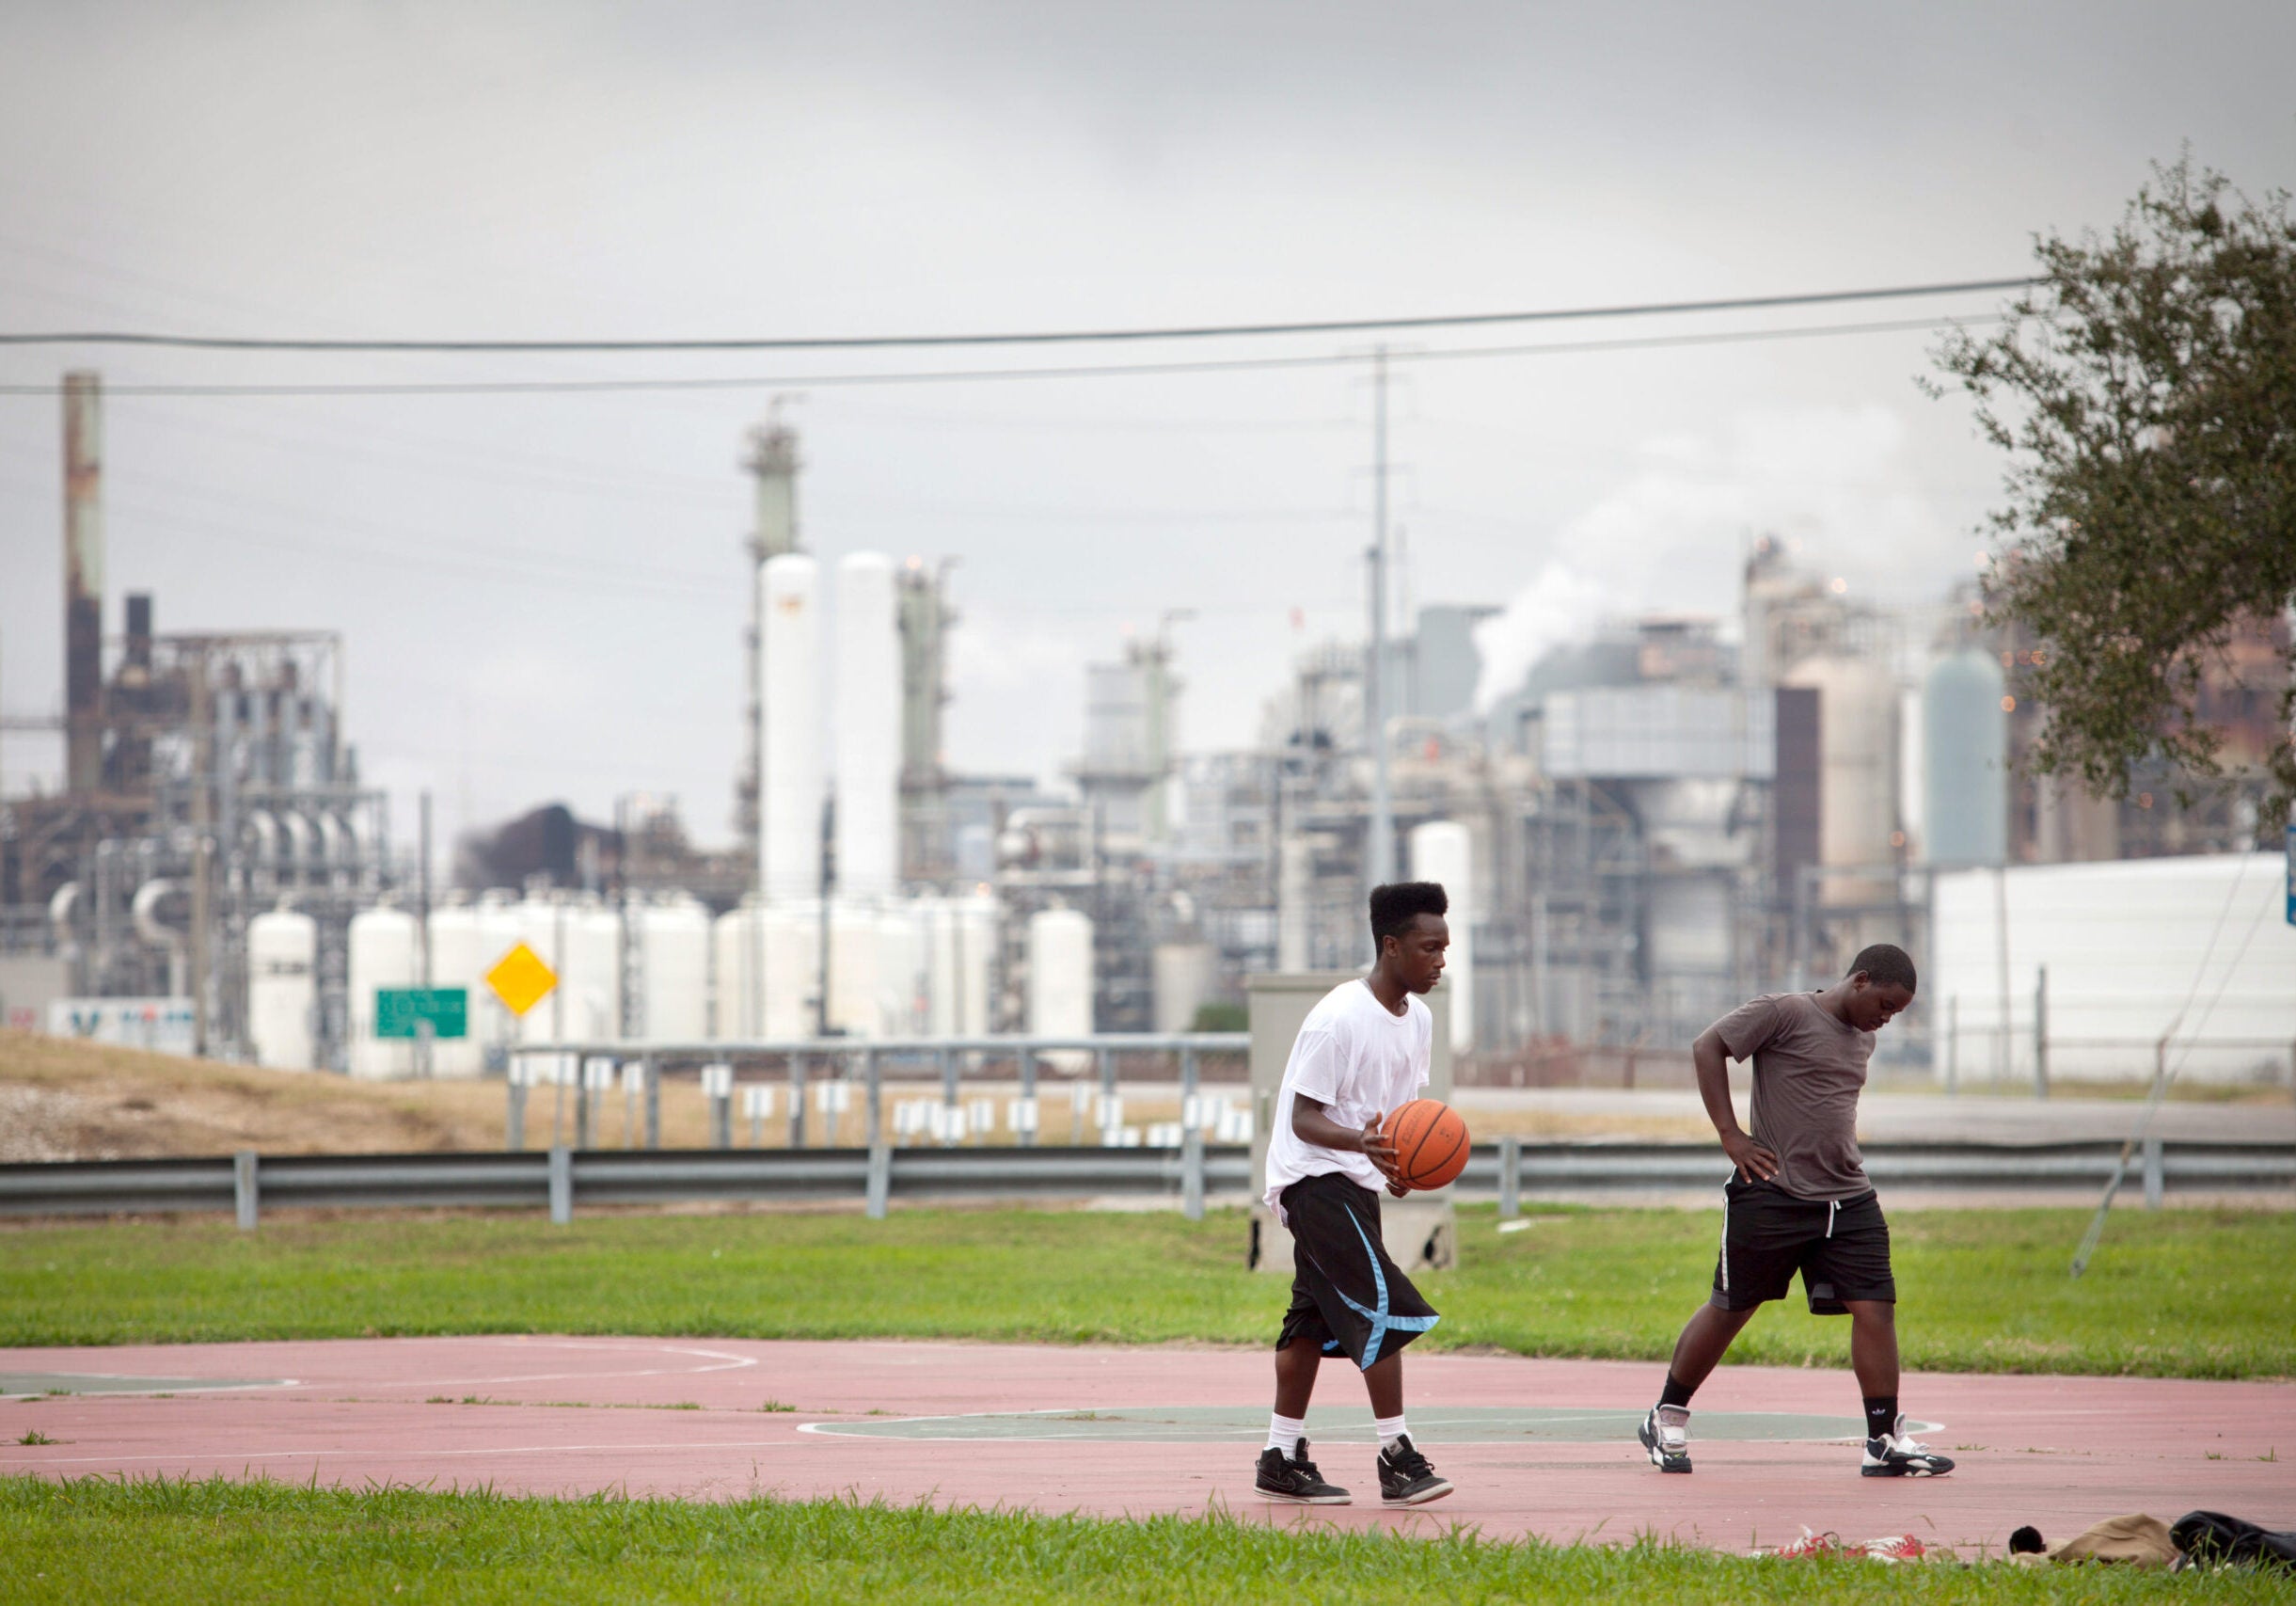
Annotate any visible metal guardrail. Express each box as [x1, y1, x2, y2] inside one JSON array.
[[1, 1139, 2288, 1227]]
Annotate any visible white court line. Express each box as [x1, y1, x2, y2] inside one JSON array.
[[0, 1376, 302, 1401], [0, 1378, 300, 1396], [5, 1435, 802, 1469], [800, 1407, 1944, 1444], [0, 1338, 757, 1399], [276, 1338, 759, 1392]]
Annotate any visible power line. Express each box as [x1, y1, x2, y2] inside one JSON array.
[[0, 277, 2033, 354], [0, 312, 2011, 398]]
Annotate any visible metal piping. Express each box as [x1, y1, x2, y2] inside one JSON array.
[[340, 811, 376, 892], [130, 877, 189, 996], [315, 811, 351, 890], [46, 882, 80, 945], [245, 810, 279, 895], [279, 812, 315, 886]]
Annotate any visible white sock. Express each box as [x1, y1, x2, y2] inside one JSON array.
[[1375, 1414, 1409, 1451], [1266, 1413, 1306, 1456]]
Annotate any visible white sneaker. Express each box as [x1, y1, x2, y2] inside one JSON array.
[[1639, 1404, 1691, 1473], [1861, 1414, 1955, 1478]]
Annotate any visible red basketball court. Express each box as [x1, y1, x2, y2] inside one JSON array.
[[3, 1336, 2285, 1555]]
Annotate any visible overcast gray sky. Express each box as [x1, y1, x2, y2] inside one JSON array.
[[3, 1, 2291, 863]]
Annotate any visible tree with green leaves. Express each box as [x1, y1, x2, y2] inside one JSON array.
[[1932, 157, 2295, 834]]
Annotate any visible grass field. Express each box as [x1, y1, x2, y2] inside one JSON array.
[[3, 1203, 2288, 1378], [6, 1477, 2292, 1605]]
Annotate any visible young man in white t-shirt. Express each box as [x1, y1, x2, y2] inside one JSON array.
[[1253, 881, 1454, 1508]]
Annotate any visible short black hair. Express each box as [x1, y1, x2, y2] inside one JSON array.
[[1370, 881, 1448, 951], [1848, 943, 1917, 993]]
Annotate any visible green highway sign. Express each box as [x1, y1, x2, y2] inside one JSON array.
[[377, 987, 469, 1041]]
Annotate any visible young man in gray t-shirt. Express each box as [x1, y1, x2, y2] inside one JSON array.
[[1637, 944, 1956, 1480]]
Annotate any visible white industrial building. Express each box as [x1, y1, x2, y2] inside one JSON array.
[[1933, 852, 2295, 1085]]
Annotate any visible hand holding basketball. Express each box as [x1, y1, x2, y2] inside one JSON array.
[[1359, 1116, 1401, 1179], [1381, 1099, 1471, 1191]]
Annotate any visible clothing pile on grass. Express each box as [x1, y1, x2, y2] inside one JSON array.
[[1751, 1511, 2296, 1570]]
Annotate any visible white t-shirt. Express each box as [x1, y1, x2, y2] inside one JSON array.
[[1261, 978, 1433, 1222]]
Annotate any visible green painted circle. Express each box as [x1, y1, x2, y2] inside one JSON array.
[[805, 1406, 1940, 1444]]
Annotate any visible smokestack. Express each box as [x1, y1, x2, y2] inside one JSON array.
[[744, 417, 800, 561], [114, 592, 155, 795], [63, 371, 103, 794], [735, 414, 801, 862], [124, 593, 151, 670]]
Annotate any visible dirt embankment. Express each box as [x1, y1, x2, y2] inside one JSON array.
[[0, 1032, 508, 1161], [0, 1032, 1726, 1163]]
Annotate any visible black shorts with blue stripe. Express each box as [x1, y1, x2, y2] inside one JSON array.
[[1275, 1171, 1440, 1370]]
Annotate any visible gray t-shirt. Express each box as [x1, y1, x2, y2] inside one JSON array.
[[1714, 991, 1875, 1201]]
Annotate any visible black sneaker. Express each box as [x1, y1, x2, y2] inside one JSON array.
[[1861, 1415, 1955, 1478], [1639, 1405, 1692, 1473], [1376, 1435, 1453, 1505], [1254, 1438, 1351, 1504]]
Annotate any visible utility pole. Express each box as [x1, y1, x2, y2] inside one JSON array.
[[417, 789, 433, 1078], [418, 791, 433, 987], [1366, 344, 1396, 893], [188, 651, 212, 1056], [815, 791, 834, 1039]]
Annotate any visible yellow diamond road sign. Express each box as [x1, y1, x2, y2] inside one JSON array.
[[485, 942, 558, 1018]]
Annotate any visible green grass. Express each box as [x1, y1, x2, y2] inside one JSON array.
[[1, 1204, 2289, 1378], [6, 1477, 2291, 1604]]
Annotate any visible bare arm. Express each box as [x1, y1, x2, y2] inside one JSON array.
[[1693, 1025, 1777, 1184], [1292, 1093, 1407, 1194]]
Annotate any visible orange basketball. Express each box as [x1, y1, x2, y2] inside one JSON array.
[[1382, 1098, 1470, 1191]]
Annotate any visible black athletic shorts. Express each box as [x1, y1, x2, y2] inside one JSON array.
[[1275, 1171, 1441, 1370], [1710, 1175, 1895, 1314]]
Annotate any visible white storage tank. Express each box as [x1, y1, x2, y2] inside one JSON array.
[[473, 890, 526, 1067], [714, 898, 828, 1042], [246, 904, 317, 1071], [834, 552, 901, 902], [926, 894, 999, 1036], [514, 895, 622, 1044], [1923, 647, 2008, 869], [760, 552, 824, 904], [347, 901, 420, 1079], [1408, 819, 1475, 1053], [877, 904, 926, 1036], [423, 898, 479, 1077], [1151, 941, 1217, 1035], [827, 898, 882, 1036], [1028, 907, 1094, 1042], [425, 892, 521, 1077], [514, 896, 566, 1042], [566, 898, 624, 1042], [912, 897, 954, 1033], [763, 900, 826, 1039], [713, 898, 767, 1040], [635, 896, 711, 1043]]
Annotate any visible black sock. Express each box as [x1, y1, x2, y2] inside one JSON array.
[[1863, 1396, 1898, 1441], [1658, 1375, 1695, 1411]]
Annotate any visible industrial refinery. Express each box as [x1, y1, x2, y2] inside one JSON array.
[[3, 372, 2288, 1088]]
